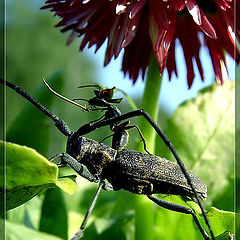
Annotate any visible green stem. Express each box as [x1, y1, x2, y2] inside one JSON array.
[[137, 55, 162, 153], [134, 55, 163, 240]]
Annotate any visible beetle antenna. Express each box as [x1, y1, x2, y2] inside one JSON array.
[[77, 84, 101, 90], [42, 78, 90, 112], [72, 98, 88, 102]]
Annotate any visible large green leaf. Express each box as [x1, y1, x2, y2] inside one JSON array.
[[3, 142, 57, 189], [207, 207, 235, 236], [7, 194, 43, 229], [153, 81, 235, 239], [156, 81, 234, 202], [0, 141, 78, 213]]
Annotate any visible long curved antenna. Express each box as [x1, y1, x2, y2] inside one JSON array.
[[42, 78, 90, 112], [77, 84, 101, 90], [72, 98, 88, 102]]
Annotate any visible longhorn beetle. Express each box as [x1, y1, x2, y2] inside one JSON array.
[[1, 78, 215, 240]]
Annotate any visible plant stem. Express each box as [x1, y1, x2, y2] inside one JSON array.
[[134, 54, 163, 240]]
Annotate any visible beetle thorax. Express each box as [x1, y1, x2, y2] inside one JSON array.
[[76, 137, 117, 176]]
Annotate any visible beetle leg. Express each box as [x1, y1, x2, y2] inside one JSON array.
[[102, 181, 113, 191], [124, 124, 151, 155], [71, 180, 105, 240], [99, 133, 114, 143], [51, 152, 98, 183], [50, 152, 113, 191], [147, 195, 210, 240]]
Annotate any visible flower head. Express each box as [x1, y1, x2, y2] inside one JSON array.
[[42, 0, 240, 88]]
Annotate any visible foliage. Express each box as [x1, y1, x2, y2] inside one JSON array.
[[2, 1, 235, 240], [0, 140, 77, 213], [2, 218, 62, 240]]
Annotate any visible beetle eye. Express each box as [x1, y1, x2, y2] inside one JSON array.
[[99, 88, 114, 100]]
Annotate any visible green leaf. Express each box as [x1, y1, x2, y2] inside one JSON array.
[[6, 71, 64, 156], [149, 195, 235, 240], [212, 173, 234, 212], [156, 81, 234, 202], [151, 195, 205, 239], [207, 207, 235, 237], [153, 81, 235, 239], [0, 141, 78, 213], [56, 176, 78, 195], [4, 184, 54, 215], [2, 218, 63, 240], [3, 141, 58, 189], [39, 188, 68, 240], [215, 231, 234, 240], [81, 212, 134, 240]]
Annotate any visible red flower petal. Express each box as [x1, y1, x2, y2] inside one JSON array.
[[150, 0, 170, 30], [199, 9, 217, 39], [206, 38, 224, 84], [129, 0, 147, 19], [169, 0, 185, 11], [122, 9, 142, 48], [154, 14, 176, 72], [185, 0, 202, 25]]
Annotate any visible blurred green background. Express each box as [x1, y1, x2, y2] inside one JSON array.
[[3, 1, 236, 240]]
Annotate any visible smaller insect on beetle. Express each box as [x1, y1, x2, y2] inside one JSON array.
[[43, 80, 150, 153], [1, 78, 215, 240]]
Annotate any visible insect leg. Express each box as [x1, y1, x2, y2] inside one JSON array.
[[0, 78, 72, 137], [53, 153, 113, 191], [147, 195, 210, 240], [51, 153, 98, 183], [124, 124, 151, 154], [99, 133, 114, 143], [71, 181, 105, 240], [89, 114, 105, 123]]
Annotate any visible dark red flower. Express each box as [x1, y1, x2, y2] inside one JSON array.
[[42, 0, 240, 88]]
